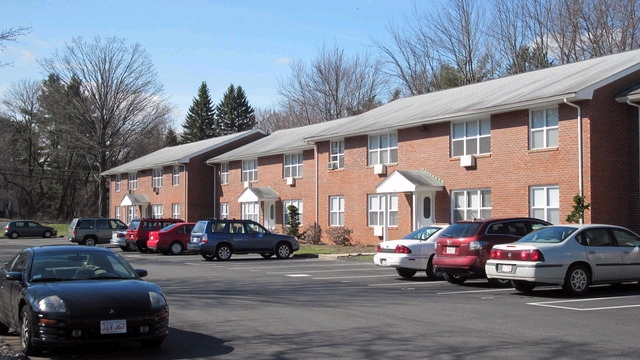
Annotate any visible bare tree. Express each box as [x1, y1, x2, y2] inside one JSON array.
[[0, 26, 31, 67], [39, 36, 173, 216]]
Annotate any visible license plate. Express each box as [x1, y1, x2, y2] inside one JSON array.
[[100, 319, 126, 334], [445, 246, 456, 254], [499, 264, 513, 273]]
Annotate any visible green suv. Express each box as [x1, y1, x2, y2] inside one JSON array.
[[68, 218, 128, 246]]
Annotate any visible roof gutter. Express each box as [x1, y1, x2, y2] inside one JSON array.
[[626, 100, 640, 214], [563, 98, 583, 224]]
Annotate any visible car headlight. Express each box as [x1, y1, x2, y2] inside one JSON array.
[[38, 295, 68, 313], [149, 292, 167, 309]]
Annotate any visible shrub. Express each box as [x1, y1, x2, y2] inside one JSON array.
[[285, 205, 303, 239], [300, 222, 323, 244], [325, 226, 353, 246]]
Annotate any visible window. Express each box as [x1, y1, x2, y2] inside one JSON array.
[[284, 153, 303, 178], [530, 185, 559, 224], [152, 168, 163, 188], [330, 140, 344, 168], [530, 107, 558, 149], [452, 189, 492, 221], [115, 206, 121, 221], [115, 174, 121, 192], [220, 203, 229, 219], [128, 172, 137, 190], [152, 204, 163, 219], [284, 200, 303, 225], [368, 133, 398, 165], [172, 203, 180, 219], [242, 202, 259, 222], [242, 159, 258, 182], [127, 206, 136, 223], [451, 119, 491, 157], [329, 196, 345, 226], [220, 163, 229, 185], [172, 166, 180, 186], [368, 194, 398, 227]]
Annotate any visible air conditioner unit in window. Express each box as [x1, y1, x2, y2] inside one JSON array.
[[286, 177, 296, 186], [153, 187, 159, 194], [373, 226, 383, 236], [460, 154, 476, 167], [128, 190, 134, 194], [373, 164, 387, 175], [327, 161, 338, 170], [243, 181, 252, 188]]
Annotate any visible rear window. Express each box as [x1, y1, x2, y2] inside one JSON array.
[[517, 226, 577, 244], [128, 220, 140, 230], [192, 221, 207, 234], [76, 220, 94, 229], [440, 222, 483, 238]]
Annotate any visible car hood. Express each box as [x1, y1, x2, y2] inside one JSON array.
[[26, 280, 163, 316]]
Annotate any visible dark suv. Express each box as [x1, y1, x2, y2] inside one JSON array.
[[125, 218, 185, 253], [433, 217, 550, 286], [68, 218, 128, 246], [187, 219, 300, 261]]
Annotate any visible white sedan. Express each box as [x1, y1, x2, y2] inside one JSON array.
[[373, 226, 445, 279], [485, 224, 640, 296]]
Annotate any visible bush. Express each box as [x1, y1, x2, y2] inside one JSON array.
[[325, 226, 353, 246], [300, 222, 323, 244]]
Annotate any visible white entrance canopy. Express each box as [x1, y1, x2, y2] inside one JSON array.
[[238, 187, 280, 203], [376, 170, 443, 193], [120, 194, 151, 206]]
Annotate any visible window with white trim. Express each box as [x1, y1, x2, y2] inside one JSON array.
[[368, 133, 398, 165], [330, 140, 344, 168], [242, 159, 258, 182], [152, 168, 163, 188], [127, 206, 137, 223], [284, 153, 303, 178], [128, 172, 137, 190], [530, 107, 558, 149], [220, 163, 229, 185], [172, 166, 180, 186], [115, 206, 121, 221], [115, 174, 121, 192], [368, 194, 398, 227], [172, 203, 180, 219], [152, 204, 163, 219], [451, 119, 491, 157], [530, 185, 559, 224], [220, 203, 229, 219], [242, 202, 259, 222], [284, 200, 303, 226], [452, 189, 492, 221], [329, 196, 345, 226]]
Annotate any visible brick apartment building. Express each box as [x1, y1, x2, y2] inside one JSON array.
[[104, 49, 640, 246]]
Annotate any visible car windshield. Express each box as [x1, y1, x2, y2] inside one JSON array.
[[517, 226, 577, 244], [30, 251, 139, 282], [403, 227, 441, 240], [439, 223, 482, 238]]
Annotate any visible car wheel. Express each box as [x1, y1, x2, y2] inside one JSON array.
[[43, 230, 52, 238], [275, 243, 292, 259], [137, 246, 148, 253], [512, 280, 536, 293], [396, 268, 417, 279], [0, 320, 9, 335], [119, 246, 129, 251], [563, 264, 590, 296], [443, 273, 467, 285], [169, 241, 184, 255], [260, 253, 273, 259], [127, 243, 138, 251], [426, 256, 443, 280], [20, 307, 42, 356], [9, 232, 19, 239], [201, 253, 215, 261], [216, 245, 232, 261], [488, 278, 512, 288], [83, 237, 96, 246]]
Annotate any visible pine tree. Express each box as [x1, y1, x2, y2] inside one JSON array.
[[181, 81, 216, 143], [164, 127, 179, 147], [215, 84, 255, 135]]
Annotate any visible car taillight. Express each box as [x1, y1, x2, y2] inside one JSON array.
[[520, 249, 544, 261], [395, 245, 412, 254], [73, 230, 77, 236], [469, 241, 488, 250], [490, 249, 502, 259], [376, 245, 383, 252], [202, 233, 208, 243]]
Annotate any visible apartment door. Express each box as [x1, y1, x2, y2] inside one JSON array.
[[416, 191, 435, 229], [263, 200, 276, 231]]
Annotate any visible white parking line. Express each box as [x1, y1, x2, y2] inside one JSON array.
[[312, 274, 400, 280], [369, 281, 444, 287], [266, 268, 391, 275], [436, 288, 516, 295], [528, 295, 640, 311]]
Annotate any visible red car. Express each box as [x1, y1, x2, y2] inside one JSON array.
[[126, 218, 184, 253], [147, 222, 195, 255]]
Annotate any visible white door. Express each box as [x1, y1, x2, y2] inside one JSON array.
[[416, 192, 435, 229], [263, 200, 276, 231]]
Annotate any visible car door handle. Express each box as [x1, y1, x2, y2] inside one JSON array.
[[588, 251, 597, 255]]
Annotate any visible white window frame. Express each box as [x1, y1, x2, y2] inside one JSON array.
[[172, 203, 180, 219], [127, 206, 136, 223], [329, 196, 345, 226], [530, 107, 559, 149], [242, 202, 260, 222], [128, 172, 137, 190], [368, 133, 398, 166], [530, 185, 560, 224], [220, 163, 229, 185], [152, 204, 163, 219], [115, 174, 121, 192], [330, 140, 345, 169], [172, 166, 180, 186], [284, 153, 303, 178], [220, 203, 229, 219], [451, 119, 491, 157], [242, 159, 258, 183], [368, 194, 398, 227], [452, 189, 492, 221], [283, 200, 303, 226], [115, 206, 121, 221], [152, 168, 163, 188]]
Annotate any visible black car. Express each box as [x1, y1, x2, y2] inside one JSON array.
[[0, 245, 169, 356], [4, 220, 58, 239]]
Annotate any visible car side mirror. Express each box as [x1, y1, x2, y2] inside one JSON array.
[[5, 272, 23, 281], [134, 268, 148, 278]]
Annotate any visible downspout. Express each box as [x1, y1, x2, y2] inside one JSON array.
[[314, 145, 319, 230], [626, 100, 640, 214], [176, 163, 187, 220], [564, 99, 583, 224]]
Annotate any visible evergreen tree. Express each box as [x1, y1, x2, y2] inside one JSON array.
[[164, 127, 179, 147], [215, 84, 255, 135], [181, 81, 216, 143]]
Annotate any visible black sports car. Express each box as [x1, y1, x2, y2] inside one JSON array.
[[0, 245, 169, 356]]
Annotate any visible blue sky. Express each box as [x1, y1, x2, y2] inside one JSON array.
[[0, 0, 419, 128]]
